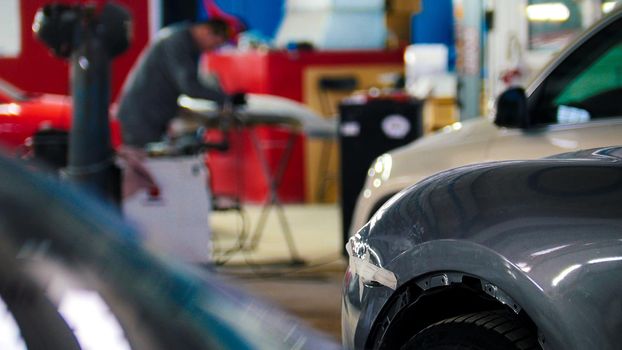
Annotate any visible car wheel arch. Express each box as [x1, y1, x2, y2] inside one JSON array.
[[362, 241, 571, 350], [365, 271, 542, 349]]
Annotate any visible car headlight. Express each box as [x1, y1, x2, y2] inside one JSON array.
[[346, 233, 397, 290], [363, 154, 393, 198]]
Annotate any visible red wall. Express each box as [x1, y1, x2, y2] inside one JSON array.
[[206, 50, 405, 101], [0, 0, 151, 100]]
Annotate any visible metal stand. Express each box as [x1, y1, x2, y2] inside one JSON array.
[[175, 103, 309, 265], [246, 128, 304, 265]]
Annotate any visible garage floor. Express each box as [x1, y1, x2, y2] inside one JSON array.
[[209, 204, 346, 341]]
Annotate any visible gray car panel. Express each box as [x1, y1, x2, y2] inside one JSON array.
[[343, 147, 622, 349]]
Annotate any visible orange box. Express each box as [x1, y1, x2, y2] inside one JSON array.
[[389, 0, 421, 13], [386, 12, 413, 46]]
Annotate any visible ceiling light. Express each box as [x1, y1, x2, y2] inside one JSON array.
[[602, 1, 618, 14], [526, 3, 570, 22]]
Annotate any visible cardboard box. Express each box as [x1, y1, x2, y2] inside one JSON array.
[[388, 0, 421, 14], [386, 12, 413, 45], [423, 97, 458, 133]]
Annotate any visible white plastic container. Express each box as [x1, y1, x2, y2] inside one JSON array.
[[123, 156, 212, 264], [404, 44, 456, 98]]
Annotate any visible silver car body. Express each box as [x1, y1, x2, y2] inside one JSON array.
[[350, 7, 622, 238], [343, 146, 622, 349]]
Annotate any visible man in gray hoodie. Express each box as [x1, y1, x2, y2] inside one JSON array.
[[117, 18, 230, 148], [117, 19, 232, 198]]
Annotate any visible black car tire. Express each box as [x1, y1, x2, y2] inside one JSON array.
[[401, 310, 541, 350]]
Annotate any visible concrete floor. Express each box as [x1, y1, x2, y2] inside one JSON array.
[[209, 204, 346, 341]]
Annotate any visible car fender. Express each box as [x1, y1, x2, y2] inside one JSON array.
[[355, 154, 622, 350], [386, 240, 572, 350]]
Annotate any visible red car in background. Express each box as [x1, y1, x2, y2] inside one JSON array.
[[0, 77, 122, 157]]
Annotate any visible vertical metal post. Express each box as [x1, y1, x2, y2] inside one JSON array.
[[66, 9, 120, 204], [457, 0, 483, 120]]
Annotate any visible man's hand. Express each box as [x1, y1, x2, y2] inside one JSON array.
[[117, 145, 159, 199]]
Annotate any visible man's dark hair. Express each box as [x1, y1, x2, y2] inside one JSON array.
[[195, 18, 230, 39]]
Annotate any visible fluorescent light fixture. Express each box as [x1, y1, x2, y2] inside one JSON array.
[[526, 3, 571, 22], [602, 1, 617, 13]]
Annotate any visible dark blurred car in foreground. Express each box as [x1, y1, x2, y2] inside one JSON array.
[[0, 154, 338, 349], [343, 146, 622, 350]]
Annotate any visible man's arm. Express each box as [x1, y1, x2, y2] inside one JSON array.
[[161, 32, 229, 105]]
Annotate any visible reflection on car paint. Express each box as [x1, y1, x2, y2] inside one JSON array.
[[58, 289, 131, 350], [0, 297, 27, 350]]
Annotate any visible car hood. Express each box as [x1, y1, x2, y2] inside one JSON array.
[[399, 117, 495, 151], [363, 146, 622, 292], [387, 118, 496, 182]]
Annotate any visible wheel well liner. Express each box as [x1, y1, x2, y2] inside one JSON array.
[[366, 272, 539, 349]]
